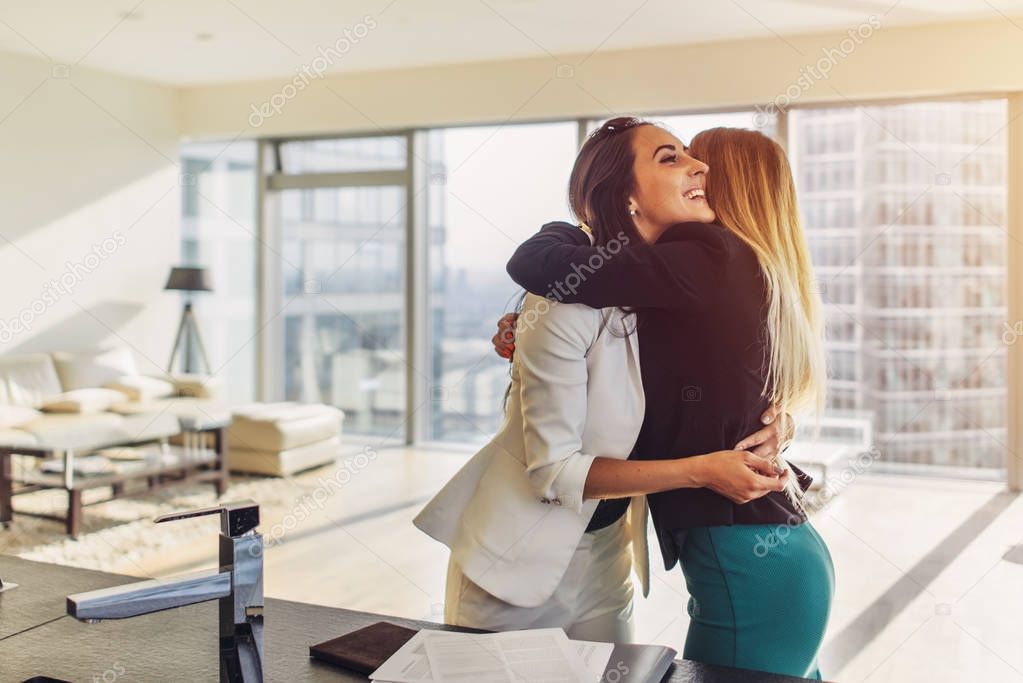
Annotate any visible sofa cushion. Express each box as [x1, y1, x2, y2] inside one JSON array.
[[52, 347, 138, 391], [168, 373, 222, 400], [40, 388, 128, 414], [16, 413, 131, 450], [105, 375, 176, 402], [0, 353, 63, 408], [15, 411, 180, 451], [0, 427, 40, 449], [229, 402, 343, 451], [108, 397, 229, 422], [0, 405, 42, 429]]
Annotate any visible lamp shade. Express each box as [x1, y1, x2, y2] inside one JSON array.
[[165, 266, 212, 292]]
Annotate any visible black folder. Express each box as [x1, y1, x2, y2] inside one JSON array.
[[309, 621, 417, 675]]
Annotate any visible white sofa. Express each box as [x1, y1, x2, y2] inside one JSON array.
[[0, 348, 233, 536], [0, 348, 344, 478], [0, 350, 201, 451]]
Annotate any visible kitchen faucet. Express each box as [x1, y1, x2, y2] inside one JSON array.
[[66, 500, 264, 682]]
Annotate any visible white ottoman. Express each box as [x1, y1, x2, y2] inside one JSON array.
[[228, 402, 344, 476]]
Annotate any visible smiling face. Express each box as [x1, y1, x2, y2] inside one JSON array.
[[627, 124, 716, 243]]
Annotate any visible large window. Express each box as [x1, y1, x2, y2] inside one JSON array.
[[791, 100, 1009, 473], [425, 122, 578, 443]]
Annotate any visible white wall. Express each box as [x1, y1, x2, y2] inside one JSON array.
[[180, 17, 1023, 140], [0, 51, 181, 374]]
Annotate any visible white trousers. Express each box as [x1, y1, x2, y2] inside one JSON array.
[[444, 517, 635, 643]]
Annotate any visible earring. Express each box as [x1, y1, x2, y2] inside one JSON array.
[[628, 207, 638, 216]]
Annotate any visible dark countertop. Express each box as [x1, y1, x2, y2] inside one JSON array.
[[0, 554, 821, 683]]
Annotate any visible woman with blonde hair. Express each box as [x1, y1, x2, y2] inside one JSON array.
[[503, 121, 835, 678]]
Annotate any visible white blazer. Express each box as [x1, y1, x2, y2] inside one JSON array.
[[414, 292, 650, 608]]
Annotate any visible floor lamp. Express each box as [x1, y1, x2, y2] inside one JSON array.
[[166, 266, 212, 374]]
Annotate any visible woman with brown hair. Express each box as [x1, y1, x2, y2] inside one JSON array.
[[500, 119, 834, 678], [414, 118, 795, 644]]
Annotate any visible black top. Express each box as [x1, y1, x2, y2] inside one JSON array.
[[584, 490, 632, 533], [507, 221, 812, 569]]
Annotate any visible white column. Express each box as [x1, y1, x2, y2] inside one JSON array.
[[408, 131, 430, 444], [1007, 94, 1023, 491]]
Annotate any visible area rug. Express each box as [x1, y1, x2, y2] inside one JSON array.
[[0, 455, 353, 576]]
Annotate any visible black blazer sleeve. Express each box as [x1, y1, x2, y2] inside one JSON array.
[[506, 221, 731, 311]]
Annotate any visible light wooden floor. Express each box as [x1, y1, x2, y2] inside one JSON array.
[[135, 445, 1023, 683]]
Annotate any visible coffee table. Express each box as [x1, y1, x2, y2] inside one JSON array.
[[0, 412, 232, 538]]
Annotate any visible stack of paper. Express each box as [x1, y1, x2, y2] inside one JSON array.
[[371, 628, 613, 683]]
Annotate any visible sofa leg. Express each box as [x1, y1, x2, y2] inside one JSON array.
[[214, 427, 229, 496], [0, 451, 12, 527], [67, 489, 83, 538]]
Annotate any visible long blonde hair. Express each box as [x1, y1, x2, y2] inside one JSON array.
[[689, 128, 826, 505]]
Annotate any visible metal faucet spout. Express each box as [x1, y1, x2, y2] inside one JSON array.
[[67, 567, 231, 622]]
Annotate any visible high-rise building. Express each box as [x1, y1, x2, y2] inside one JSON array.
[[793, 101, 1008, 470]]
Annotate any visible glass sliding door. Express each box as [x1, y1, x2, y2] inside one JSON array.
[[270, 137, 410, 441]]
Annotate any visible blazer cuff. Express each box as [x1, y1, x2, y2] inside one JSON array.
[[540, 453, 597, 513]]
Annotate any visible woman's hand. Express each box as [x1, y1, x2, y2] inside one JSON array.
[[492, 313, 518, 360], [690, 450, 788, 504], [733, 405, 795, 459]]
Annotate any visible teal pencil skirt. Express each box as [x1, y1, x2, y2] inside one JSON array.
[[674, 521, 835, 680]]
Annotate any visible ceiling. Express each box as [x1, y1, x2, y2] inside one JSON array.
[[0, 0, 1020, 86]]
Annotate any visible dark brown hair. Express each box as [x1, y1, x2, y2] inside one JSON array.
[[568, 116, 652, 250]]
